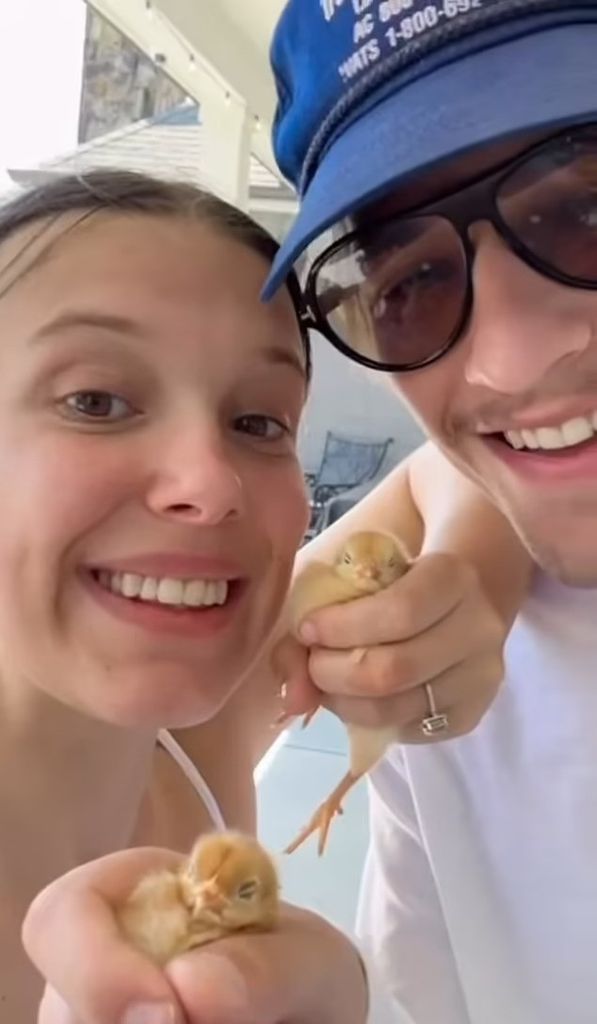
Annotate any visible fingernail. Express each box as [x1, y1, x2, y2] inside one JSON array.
[[272, 709, 293, 727], [298, 620, 317, 643], [271, 683, 291, 727], [122, 1001, 178, 1024]]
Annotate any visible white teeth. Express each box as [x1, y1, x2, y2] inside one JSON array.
[[157, 577, 184, 606], [140, 576, 158, 601], [183, 580, 206, 607], [535, 426, 566, 450], [98, 571, 230, 608], [562, 417, 594, 446], [521, 429, 540, 449], [121, 572, 143, 598], [505, 429, 524, 450], [504, 413, 597, 452]]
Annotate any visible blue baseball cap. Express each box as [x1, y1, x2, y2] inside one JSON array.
[[264, 0, 597, 297]]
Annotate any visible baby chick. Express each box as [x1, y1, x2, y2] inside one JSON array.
[[117, 831, 280, 965], [285, 530, 411, 856]]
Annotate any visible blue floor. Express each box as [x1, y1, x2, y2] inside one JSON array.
[[256, 710, 369, 934]]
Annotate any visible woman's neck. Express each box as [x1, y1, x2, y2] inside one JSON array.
[[0, 676, 156, 875], [0, 681, 158, 1024]]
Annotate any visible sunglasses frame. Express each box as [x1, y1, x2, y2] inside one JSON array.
[[298, 122, 597, 374]]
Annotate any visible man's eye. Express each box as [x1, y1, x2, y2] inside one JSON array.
[[235, 414, 288, 440], [369, 260, 453, 319], [60, 390, 136, 422]]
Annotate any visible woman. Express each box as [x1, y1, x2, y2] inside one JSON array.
[[0, 169, 527, 1023], [0, 167, 332, 1020]]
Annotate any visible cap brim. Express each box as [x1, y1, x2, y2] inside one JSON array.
[[263, 21, 597, 299]]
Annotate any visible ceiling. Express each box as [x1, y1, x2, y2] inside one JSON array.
[[207, 0, 286, 55], [87, 0, 288, 180]]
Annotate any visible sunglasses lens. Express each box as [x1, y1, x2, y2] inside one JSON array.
[[498, 130, 597, 282], [314, 216, 467, 370], [312, 127, 597, 372]]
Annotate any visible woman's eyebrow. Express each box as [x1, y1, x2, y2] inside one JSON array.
[[30, 311, 307, 377], [29, 310, 146, 344], [261, 343, 306, 378]]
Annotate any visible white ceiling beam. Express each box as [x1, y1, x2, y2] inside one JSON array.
[[86, 0, 285, 183], [155, 0, 281, 178], [156, 0, 276, 118]]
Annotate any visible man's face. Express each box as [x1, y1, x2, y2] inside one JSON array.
[[369, 133, 597, 585]]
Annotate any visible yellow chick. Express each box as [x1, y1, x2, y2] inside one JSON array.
[[285, 530, 411, 856], [117, 831, 280, 965]]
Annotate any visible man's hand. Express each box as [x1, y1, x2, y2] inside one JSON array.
[[275, 552, 506, 741], [23, 847, 368, 1024]]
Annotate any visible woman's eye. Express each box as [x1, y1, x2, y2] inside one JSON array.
[[60, 390, 136, 422], [235, 413, 289, 440]]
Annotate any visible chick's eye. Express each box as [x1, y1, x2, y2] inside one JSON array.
[[343, 553, 353, 564], [61, 390, 136, 422], [235, 414, 288, 440], [236, 879, 259, 900]]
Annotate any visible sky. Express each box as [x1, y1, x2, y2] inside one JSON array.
[[0, 0, 86, 192]]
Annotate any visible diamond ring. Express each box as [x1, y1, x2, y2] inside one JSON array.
[[421, 682, 449, 737]]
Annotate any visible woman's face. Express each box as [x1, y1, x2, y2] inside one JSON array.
[[0, 212, 309, 727]]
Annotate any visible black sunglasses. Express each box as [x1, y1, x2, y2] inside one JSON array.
[[298, 123, 597, 373]]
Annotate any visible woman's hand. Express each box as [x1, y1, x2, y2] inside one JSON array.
[[275, 552, 507, 741], [23, 847, 368, 1024]]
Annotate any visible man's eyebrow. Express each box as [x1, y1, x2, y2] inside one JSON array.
[[30, 310, 146, 343]]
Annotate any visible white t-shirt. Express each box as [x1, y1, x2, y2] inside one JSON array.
[[356, 571, 597, 1024]]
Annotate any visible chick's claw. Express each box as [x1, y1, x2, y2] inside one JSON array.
[[283, 801, 343, 858], [284, 771, 358, 857], [285, 531, 411, 855]]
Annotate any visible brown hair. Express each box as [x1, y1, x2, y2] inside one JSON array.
[[0, 168, 311, 376]]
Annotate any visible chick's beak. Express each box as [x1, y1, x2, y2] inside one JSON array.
[[356, 565, 379, 581], [198, 882, 226, 911]]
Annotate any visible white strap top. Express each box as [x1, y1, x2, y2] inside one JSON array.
[[157, 728, 227, 832]]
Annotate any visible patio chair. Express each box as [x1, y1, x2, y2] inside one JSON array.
[[304, 431, 393, 538]]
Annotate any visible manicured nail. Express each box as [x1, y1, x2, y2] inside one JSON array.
[[122, 1002, 178, 1024], [271, 683, 292, 727], [298, 620, 317, 643], [272, 709, 294, 727]]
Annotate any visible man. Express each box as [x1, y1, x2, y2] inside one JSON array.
[[262, 1, 597, 1021], [21, 1, 597, 1022]]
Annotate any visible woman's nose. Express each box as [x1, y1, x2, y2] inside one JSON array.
[[145, 425, 244, 526]]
